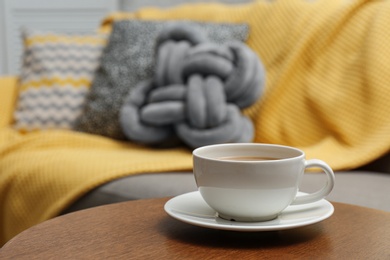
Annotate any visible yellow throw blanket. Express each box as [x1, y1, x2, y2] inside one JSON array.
[[1, 0, 390, 245]]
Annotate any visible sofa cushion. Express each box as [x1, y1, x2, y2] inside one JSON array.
[[62, 171, 390, 214], [13, 29, 106, 131], [74, 20, 249, 139], [0, 77, 18, 128]]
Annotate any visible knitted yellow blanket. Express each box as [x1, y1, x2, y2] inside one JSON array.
[[1, 0, 390, 245]]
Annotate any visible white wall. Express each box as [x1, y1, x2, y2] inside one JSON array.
[[0, 0, 119, 76], [0, 0, 6, 75]]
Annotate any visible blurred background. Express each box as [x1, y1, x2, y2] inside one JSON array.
[[0, 0, 252, 76]]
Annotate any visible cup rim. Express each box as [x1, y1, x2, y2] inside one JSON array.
[[193, 143, 305, 163]]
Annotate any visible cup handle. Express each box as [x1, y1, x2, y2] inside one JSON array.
[[291, 159, 335, 205]]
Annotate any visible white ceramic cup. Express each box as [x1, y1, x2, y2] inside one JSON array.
[[193, 143, 335, 222]]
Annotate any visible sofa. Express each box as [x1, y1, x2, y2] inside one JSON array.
[[1, 0, 390, 246]]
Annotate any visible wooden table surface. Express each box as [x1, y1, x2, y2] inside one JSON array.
[[1, 197, 389, 259]]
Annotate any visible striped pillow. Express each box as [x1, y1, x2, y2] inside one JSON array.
[[13, 29, 106, 132]]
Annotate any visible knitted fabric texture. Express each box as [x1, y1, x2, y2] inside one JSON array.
[[120, 23, 264, 148]]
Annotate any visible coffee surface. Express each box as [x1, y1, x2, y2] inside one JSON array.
[[218, 156, 280, 161]]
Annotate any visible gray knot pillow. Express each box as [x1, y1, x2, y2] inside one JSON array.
[[119, 23, 265, 148], [74, 20, 250, 140]]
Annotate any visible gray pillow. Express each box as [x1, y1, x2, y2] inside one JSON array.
[[74, 19, 249, 140]]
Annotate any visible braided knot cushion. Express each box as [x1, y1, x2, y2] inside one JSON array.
[[120, 23, 265, 148]]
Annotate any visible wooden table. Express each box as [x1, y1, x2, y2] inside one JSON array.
[[1, 197, 389, 259]]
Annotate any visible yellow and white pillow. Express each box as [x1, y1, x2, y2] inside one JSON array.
[[13, 29, 106, 132]]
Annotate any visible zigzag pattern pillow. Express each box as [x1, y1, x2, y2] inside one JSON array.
[[13, 29, 106, 131]]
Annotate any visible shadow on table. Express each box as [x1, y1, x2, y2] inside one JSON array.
[[156, 216, 330, 250]]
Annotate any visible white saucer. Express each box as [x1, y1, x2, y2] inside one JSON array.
[[164, 191, 334, 231]]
